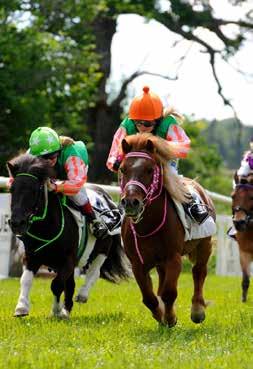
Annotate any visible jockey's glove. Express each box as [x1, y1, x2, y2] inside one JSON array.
[[47, 179, 57, 192], [112, 154, 124, 172]]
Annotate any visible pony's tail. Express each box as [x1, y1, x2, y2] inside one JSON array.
[[99, 234, 132, 283]]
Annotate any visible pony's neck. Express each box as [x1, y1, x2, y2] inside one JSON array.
[[29, 192, 62, 237]]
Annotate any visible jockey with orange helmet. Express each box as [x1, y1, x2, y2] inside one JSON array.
[[28, 127, 108, 239], [106, 86, 209, 224]]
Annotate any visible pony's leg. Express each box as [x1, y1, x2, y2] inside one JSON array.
[[14, 268, 34, 317], [191, 240, 212, 323], [51, 275, 64, 317], [132, 265, 165, 325], [160, 254, 182, 327], [239, 250, 251, 302], [76, 254, 107, 303], [62, 272, 75, 318]]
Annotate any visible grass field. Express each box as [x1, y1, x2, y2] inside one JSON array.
[[1, 273, 253, 369]]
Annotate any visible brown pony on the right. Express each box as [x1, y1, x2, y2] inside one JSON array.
[[232, 184, 253, 302]]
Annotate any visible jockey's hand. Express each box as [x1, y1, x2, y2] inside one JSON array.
[[112, 160, 121, 172], [47, 179, 57, 192], [112, 154, 124, 172]]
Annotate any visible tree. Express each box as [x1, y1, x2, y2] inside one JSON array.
[[1, 1, 253, 181], [0, 2, 100, 174]]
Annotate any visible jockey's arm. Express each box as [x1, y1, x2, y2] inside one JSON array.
[[52, 156, 88, 195], [165, 124, 191, 159], [106, 126, 127, 171]]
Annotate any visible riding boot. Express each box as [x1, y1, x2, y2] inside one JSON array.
[[183, 194, 209, 225], [80, 201, 108, 239]]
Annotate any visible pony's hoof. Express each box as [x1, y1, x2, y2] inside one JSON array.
[[75, 295, 88, 303], [14, 307, 29, 317], [191, 310, 205, 324], [59, 308, 70, 320], [167, 316, 177, 328]]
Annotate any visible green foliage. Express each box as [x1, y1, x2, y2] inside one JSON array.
[[203, 118, 253, 170], [0, 6, 100, 175], [1, 275, 253, 368], [180, 119, 233, 202]]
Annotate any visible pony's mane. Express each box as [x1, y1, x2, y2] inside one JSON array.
[[124, 134, 190, 203], [8, 153, 54, 180]]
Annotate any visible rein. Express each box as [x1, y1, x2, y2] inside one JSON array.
[[15, 173, 65, 253], [120, 151, 166, 264]]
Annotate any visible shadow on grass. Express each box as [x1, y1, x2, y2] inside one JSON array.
[[129, 319, 244, 345]]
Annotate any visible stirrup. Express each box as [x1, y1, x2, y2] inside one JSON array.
[[90, 219, 108, 239]]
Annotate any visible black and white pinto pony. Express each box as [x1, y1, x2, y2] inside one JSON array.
[[7, 153, 130, 319]]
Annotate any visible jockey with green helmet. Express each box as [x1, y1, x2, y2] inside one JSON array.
[[29, 127, 108, 239]]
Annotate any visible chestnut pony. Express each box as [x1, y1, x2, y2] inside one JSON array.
[[232, 184, 253, 302], [119, 134, 215, 327]]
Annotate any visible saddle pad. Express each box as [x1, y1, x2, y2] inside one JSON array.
[[172, 198, 217, 241]]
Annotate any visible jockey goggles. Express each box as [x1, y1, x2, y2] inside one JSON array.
[[134, 120, 156, 128], [40, 151, 60, 160]]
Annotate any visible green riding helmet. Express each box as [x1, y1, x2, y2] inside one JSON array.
[[29, 127, 61, 156]]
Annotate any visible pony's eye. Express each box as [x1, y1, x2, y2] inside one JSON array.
[[147, 168, 153, 175]]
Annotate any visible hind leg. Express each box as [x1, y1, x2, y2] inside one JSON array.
[[239, 250, 251, 302], [191, 239, 212, 324], [76, 254, 106, 303]]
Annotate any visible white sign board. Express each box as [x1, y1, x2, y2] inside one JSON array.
[[0, 194, 11, 278], [215, 215, 253, 276]]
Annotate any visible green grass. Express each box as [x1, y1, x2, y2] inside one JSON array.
[[1, 274, 253, 369]]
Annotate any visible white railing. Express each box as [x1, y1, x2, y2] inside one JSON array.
[[1, 176, 240, 276], [0, 176, 232, 202]]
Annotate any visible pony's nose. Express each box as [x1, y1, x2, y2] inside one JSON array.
[[121, 197, 141, 210], [9, 218, 27, 235], [233, 219, 247, 232]]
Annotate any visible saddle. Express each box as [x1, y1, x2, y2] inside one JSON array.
[[173, 188, 216, 241], [66, 189, 122, 236]]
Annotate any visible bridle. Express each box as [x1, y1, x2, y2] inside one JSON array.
[[232, 184, 253, 226], [120, 151, 167, 264], [120, 152, 163, 206], [13, 173, 65, 253]]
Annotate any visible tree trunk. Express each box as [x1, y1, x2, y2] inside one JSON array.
[[87, 16, 121, 183]]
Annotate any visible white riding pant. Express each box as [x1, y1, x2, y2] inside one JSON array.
[[69, 187, 89, 206]]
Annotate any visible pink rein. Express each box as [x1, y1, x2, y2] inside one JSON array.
[[120, 151, 167, 264]]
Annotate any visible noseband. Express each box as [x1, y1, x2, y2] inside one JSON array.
[[232, 205, 253, 225]]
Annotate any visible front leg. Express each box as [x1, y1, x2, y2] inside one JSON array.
[[14, 268, 34, 317], [132, 264, 165, 325], [160, 253, 182, 327]]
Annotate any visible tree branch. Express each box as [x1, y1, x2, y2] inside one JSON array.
[[111, 71, 177, 107]]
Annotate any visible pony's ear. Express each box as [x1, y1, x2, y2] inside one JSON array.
[[146, 139, 155, 153], [7, 161, 18, 177], [122, 139, 132, 154]]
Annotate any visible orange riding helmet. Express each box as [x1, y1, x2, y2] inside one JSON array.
[[129, 86, 163, 121]]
